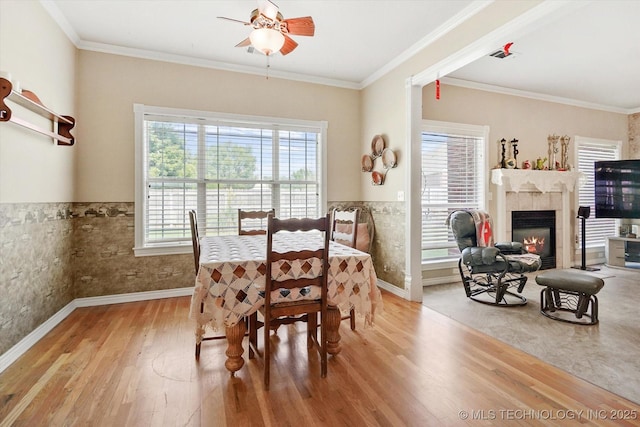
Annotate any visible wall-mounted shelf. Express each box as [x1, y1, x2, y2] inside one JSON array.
[[0, 77, 75, 146]]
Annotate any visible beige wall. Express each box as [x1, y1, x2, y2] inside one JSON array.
[[421, 83, 630, 278], [75, 51, 361, 203], [424, 83, 629, 169], [423, 82, 629, 215], [360, 0, 544, 203], [359, 0, 544, 293], [0, 1, 77, 355], [0, 0, 76, 203]]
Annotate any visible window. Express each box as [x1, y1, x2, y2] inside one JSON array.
[[421, 121, 488, 263], [576, 136, 620, 249], [134, 104, 327, 256]]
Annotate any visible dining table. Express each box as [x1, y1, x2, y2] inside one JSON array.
[[189, 233, 382, 374]]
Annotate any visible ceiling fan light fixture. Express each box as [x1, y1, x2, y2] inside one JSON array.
[[249, 28, 284, 56]]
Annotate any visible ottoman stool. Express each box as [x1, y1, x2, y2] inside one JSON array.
[[535, 270, 604, 325]]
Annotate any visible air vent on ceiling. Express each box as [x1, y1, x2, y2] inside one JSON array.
[[489, 49, 513, 59]]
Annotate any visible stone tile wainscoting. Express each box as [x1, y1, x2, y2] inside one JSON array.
[[630, 112, 640, 158], [2, 201, 406, 357], [0, 202, 193, 355], [328, 201, 406, 290], [72, 203, 192, 298], [0, 203, 74, 355]]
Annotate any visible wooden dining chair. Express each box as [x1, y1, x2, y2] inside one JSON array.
[[189, 210, 227, 360], [330, 208, 359, 330], [330, 208, 359, 248], [248, 214, 331, 390], [238, 208, 275, 235]]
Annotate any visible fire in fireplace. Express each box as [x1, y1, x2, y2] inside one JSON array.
[[523, 234, 546, 254], [512, 210, 556, 270]]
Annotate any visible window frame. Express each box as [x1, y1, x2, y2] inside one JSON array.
[[420, 120, 489, 266], [574, 136, 621, 251], [133, 104, 328, 256]]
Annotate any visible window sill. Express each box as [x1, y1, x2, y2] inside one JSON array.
[[422, 258, 458, 271], [134, 242, 192, 257]]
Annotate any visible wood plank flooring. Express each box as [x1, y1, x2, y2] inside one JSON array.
[[1, 292, 639, 426]]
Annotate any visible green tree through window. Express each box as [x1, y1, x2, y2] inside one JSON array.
[[134, 105, 325, 254]]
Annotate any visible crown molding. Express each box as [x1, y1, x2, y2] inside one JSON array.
[[39, 0, 489, 91], [39, 0, 80, 45], [360, 0, 493, 89], [39, 0, 361, 90], [77, 40, 362, 90], [410, 0, 588, 88], [441, 77, 634, 115]]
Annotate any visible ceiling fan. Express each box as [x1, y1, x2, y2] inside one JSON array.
[[218, 0, 315, 56]]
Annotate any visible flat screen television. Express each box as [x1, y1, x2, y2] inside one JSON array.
[[594, 159, 640, 219]]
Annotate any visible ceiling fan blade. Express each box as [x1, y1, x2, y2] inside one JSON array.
[[279, 35, 298, 56], [235, 38, 252, 48], [257, 0, 279, 20], [283, 17, 315, 36], [217, 16, 251, 25]]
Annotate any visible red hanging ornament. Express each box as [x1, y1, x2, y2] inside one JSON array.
[[503, 42, 514, 56], [436, 79, 440, 100]]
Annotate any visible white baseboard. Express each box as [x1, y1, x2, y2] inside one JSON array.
[[376, 278, 409, 299], [0, 287, 193, 374], [74, 287, 193, 307], [0, 301, 76, 374], [422, 274, 459, 287]]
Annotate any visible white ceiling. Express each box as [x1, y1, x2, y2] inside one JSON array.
[[446, 0, 640, 113], [44, 0, 640, 113]]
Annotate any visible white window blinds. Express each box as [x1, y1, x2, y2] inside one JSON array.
[[576, 138, 620, 248], [421, 122, 487, 262], [135, 105, 326, 255]]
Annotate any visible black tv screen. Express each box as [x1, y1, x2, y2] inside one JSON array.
[[594, 159, 640, 219]]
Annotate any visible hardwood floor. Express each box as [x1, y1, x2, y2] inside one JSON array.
[[1, 292, 639, 426]]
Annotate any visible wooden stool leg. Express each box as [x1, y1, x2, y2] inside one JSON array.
[[326, 305, 342, 355], [224, 321, 246, 375]]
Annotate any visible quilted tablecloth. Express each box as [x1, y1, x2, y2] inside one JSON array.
[[190, 234, 382, 336]]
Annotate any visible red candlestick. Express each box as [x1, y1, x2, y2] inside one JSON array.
[[436, 79, 440, 100]]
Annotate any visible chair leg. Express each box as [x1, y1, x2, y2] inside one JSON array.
[[248, 313, 257, 359], [264, 315, 271, 390], [320, 312, 327, 378], [552, 289, 562, 308], [544, 287, 556, 312], [195, 302, 205, 360], [308, 312, 318, 349], [458, 260, 472, 297], [495, 278, 507, 303], [517, 275, 528, 293], [349, 308, 355, 331], [576, 293, 590, 319]]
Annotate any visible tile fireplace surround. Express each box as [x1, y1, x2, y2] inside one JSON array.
[[491, 169, 584, 269]]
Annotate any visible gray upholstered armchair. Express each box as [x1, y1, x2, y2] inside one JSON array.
[[448, 210, 541, 306]]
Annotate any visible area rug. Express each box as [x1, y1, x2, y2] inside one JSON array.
[[423, 266, 640, 404]]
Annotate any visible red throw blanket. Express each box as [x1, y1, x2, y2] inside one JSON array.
[[471, 211, 494, 247]]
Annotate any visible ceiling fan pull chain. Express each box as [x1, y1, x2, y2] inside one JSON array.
[[266, 55, 270, 79]]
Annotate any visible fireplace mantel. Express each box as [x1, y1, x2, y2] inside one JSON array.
[[491, 169, 585, 269], [491, 169, 584, 193]]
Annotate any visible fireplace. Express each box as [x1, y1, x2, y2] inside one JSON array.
[[492, 169, 584, 269], [512, 210, 556, 270]]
